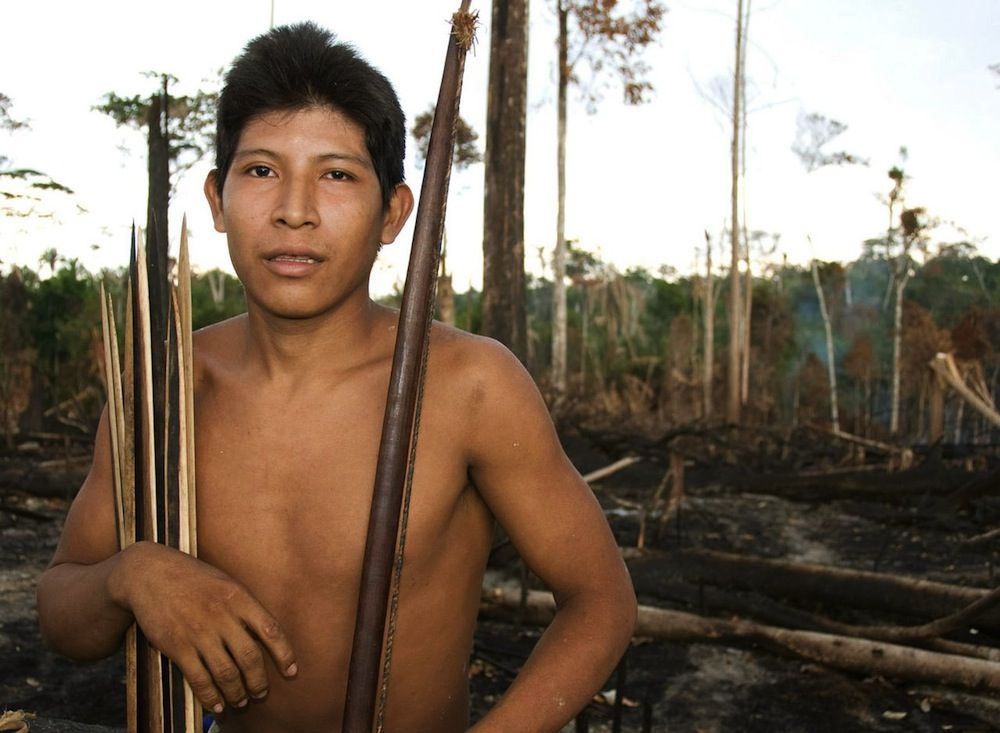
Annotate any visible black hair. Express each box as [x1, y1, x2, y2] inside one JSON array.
[[214, 22, 405, 207]]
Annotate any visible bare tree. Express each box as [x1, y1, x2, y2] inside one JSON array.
[[551, 0, 665, 393], [811, 257, 840, 432], [411, 105, 481, 327], [95, 72, 217, 267], [889, 201, 930, 435], [482, 0, 530, 360], [702, 231, 716, 419], [726, 0, 748, 423], [1, 93, 73, 217], [878, 156, 926, 435], [792, 113, 869, 172], [791, 111, 865, 432]]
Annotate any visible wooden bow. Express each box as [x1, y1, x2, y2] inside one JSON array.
[[342, 3, 478, 731]]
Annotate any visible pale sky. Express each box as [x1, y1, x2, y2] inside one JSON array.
[[2, 0, 998, 296]]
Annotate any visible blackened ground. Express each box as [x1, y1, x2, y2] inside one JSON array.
[[3, 433, 1000, 732]]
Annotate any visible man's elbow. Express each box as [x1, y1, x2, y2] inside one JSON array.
[[36, 569, 118, 662], [612, 580, 638, 649], [578, 575, 638, 652]]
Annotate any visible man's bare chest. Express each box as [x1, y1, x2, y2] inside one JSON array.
[[190, 380, 476, 581]]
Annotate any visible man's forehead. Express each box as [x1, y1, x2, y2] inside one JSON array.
[[235, 106, 373, 165]]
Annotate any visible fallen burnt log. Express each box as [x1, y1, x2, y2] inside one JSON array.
[[481, 587, 1000, 693], [640, 548, 1000, 635], [725, 464, 979, 501], [0, 463, 89, 498], [941, 464, 1000, 509], [625, 559, 1000, 664]]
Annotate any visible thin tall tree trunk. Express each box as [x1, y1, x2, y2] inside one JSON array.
[[739, 0, 752, 408], [552, 0, 569, 392], [890, 272, 909, 434], [703, 231, 714, 420], [436, 236, 455, 325], [741, 241, 752, 406], [864, 370, 872, 437], [811, 259, 839, 432], [726, 0, 744, 424], [580, 285, 588, 391], [482, 0, 529, 361]]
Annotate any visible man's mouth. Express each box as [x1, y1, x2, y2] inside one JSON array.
[[270, 254, 320, 264]]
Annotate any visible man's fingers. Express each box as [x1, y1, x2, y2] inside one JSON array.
[[229, 637, 269, 700], [245, 608, 297, 678], [203, 641, 250, 707], [178, 655, 226, 715]]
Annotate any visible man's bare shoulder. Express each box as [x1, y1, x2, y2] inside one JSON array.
[[427, 322, 532, 393], [191, 313, 248, 382], [425, 322, 547, 433]]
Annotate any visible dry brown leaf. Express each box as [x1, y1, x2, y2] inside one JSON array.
[[0, 710, 36, 733]]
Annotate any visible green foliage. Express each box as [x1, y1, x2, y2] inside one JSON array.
[[907, 244, 1000, 327], [24, 258, 103, 431], [1, 220, 997, 441], [0, 267, 36, 445], [189, 270, 246, 330]]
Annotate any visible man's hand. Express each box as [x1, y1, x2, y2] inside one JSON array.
[[108, 541, 298, 714]]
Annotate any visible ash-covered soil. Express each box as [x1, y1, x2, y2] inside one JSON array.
[[3, 434, 1000, 732]]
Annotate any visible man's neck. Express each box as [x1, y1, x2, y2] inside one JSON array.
[[239, 296, 395, 386]]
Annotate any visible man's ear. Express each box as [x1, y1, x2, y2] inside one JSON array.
[[379, 183, 414, 246], [204, 170, 226, 233]]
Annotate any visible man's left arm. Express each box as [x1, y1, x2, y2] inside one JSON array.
[[463, 342, 637, 733]]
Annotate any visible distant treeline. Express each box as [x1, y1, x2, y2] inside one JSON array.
[[2, 242, 999, 449]]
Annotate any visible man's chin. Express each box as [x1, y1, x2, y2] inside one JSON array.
[[248, 296, 357, 323]]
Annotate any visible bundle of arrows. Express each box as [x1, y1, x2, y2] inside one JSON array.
[[99, 220, 198, 733]]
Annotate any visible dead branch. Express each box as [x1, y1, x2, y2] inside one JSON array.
[[964, 527, 1000, 546], [627, 571, 1000, 663], [930, 352, 1000, 428], [910, 686, 1000, 728], [661, 548, 1000, 633], [789, 583, 1000, 642], [581, 455, 642, 484], [481, 587, 1000, 692]]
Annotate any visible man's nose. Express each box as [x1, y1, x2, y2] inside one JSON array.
[[273, 177, 319, 228]]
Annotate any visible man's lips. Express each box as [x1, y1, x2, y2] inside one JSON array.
[[263, 252, 325, 276], [270, 254, 321, 264]]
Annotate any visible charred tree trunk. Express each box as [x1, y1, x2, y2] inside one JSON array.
[[481, 0, 529, 361], [146, 77, 170, 272]]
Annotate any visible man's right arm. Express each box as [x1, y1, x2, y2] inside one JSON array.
[[36, 408, 298, 713], [36, 408, 135, 658]]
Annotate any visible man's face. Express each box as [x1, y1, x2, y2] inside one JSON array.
[[204, 105, 412, 320]]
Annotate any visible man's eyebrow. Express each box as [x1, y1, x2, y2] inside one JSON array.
[[232, 148, 372, 168], [232, 147, 279, 160], [317, 152, 373, 169]]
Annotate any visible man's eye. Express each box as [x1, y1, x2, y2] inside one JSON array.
[[249, 165, 273, 177], [327, 170, 349, 181]]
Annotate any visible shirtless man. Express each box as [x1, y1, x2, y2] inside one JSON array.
[[36, 22, 636, 733]]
